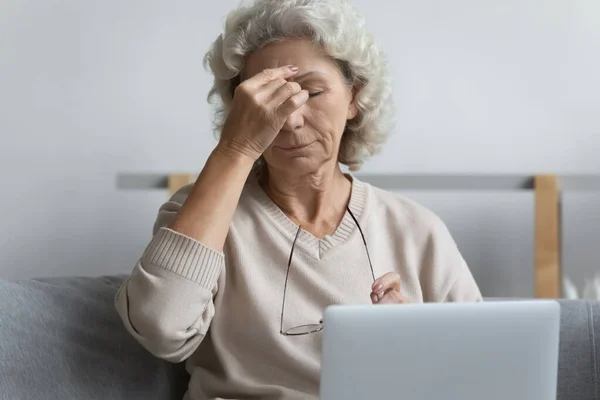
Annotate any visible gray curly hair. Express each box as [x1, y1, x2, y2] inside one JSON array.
[[204, 0, 394, 171]]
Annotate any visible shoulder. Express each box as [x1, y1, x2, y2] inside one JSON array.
[[364, 181, 448, 239]]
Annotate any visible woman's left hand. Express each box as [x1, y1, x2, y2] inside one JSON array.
[[370, 272, 410, 304]]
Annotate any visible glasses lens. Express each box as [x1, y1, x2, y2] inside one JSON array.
[[283, 323, 323, 336]]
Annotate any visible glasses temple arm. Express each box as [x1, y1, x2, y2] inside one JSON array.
[[280, 225, 302, 334], [346, 206, 376, 282]]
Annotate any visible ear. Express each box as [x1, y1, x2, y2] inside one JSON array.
[[346, 84, 360, 120]]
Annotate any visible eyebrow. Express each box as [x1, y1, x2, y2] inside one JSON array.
[[289, 71, 327, 82]]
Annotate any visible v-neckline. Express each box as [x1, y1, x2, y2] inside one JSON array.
[[247, 173, 369, 260]]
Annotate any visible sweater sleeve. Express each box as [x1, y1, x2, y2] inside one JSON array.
[[444, 258, 483, 302], [114, 185, 224, 363], [419, 215, 483, 303]]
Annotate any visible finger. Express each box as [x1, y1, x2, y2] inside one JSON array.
[[244, 65, 299, 89], [237, 76, 299, 107], [245, 77, 288, 104], [370, 291, 379, 304], [277, 89, 309, 118], [371, 288, 393, 304], [370, 287, 392, 304], [372, 272, 401, 295], [377, 290, 409, 305], [270, 80, 302, 106]]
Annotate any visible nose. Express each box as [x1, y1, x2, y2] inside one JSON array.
[[281, 106, 304, 132]]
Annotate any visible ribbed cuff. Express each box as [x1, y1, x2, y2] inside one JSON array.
[[141, 228, 223, 288]]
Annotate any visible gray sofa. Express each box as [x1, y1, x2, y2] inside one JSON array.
[[0, 275, 598, 400]]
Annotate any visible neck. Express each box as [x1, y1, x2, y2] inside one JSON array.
[[260, 162, 352, 235]]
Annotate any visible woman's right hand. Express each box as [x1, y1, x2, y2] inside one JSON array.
[[217, 65, 309, 161]]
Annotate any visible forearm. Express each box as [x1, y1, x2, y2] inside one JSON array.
[[168, 145, 255, 252], [116, 146, 252, 361]]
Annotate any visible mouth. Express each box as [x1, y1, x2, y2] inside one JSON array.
[[275, 142, 315, 152]]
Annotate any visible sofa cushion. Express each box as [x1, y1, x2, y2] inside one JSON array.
[[557, 300, 599, 400], [0, 275, 189, 400], [0, 276, 598, 400]]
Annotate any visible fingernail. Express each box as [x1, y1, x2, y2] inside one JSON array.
[[289, 65, 298, 72], [371, 293, 378, 303]]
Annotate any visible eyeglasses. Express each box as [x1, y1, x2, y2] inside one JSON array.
[[280, 206, 375, 336]]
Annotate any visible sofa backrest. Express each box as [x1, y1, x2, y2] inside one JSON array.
[[0, 275, 189, 400]]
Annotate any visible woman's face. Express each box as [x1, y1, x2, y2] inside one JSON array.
[[243, 39, 358, 175]]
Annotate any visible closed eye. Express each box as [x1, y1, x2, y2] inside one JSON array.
[[308, 91, 323, 98]]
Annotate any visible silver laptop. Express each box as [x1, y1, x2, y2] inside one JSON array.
[[320, 301, 560, 400]]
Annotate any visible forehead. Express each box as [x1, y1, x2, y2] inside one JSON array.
[[244, 39, 341, 80]]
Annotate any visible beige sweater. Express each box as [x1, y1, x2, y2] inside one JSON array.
[[115, 175, 482, 400]]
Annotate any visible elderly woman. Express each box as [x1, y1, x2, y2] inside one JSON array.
[[115, 0, 482, 398]]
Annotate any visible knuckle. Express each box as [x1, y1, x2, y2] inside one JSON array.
[[282, 82, 295, 94], [234, 82, 250, 97], [286, 81, 301, 92], [289, 96, 304, 109], [259, 104, 272, 118], [262, 68, 275, 80], [288, 95, 300, 106], [250, 93, 261, 104]]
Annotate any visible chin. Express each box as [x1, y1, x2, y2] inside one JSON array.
[[268, 154, 324, 174]]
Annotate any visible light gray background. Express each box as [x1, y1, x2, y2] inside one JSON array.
[[1, 0, 599, 297]]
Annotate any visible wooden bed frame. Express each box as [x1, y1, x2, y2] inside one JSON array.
[[166, 173, 562, 299]]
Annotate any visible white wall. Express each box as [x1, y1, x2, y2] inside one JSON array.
[[362, 0, 600, 174], [1, 0, 599, 296]]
